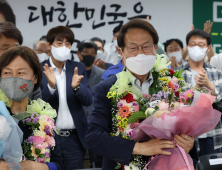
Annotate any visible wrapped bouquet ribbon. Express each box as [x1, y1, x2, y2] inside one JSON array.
[[131, 93, 221, 170]]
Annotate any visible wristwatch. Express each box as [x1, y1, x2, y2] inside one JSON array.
[[73, 85, 80, 93]]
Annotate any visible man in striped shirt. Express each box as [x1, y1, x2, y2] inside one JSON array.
[[174, 29, 222, 156]]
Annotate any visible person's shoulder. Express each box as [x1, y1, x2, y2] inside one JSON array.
[[93, 65, 105, 75], [67, 60, 85, 68], [173, 62, 188, 71], [104, 42, 113, 48], [94, 75, 117, 92], [41, 59, 49, 67]]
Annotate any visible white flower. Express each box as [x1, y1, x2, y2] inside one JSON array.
[[33, 130, 46, 138], [124, 163, 139, 170], [145, 108, 155, 116], [132, 94, 137, 100]]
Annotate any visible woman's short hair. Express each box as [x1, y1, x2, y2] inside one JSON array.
[[0, 46, 42, 91], [117, 19, 159, 49], [47, 26, 75, 45]]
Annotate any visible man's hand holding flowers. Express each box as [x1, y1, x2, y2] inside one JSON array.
[[174, 134, 195, 153]]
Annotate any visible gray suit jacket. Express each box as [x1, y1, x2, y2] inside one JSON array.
[[29, 87, 42, 100], [84, 65, 104, 117]]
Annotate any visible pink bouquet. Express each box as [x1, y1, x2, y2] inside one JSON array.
[[22, 113, 56, 163], [131, 93, 221, 170]]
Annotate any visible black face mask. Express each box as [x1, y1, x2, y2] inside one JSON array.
[[81, 55, 95, 67]]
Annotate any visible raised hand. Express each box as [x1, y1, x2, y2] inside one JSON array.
[[146, 16, 150, 23], [94, 59, 106, 69], [190, 24, 194, 31], [204, 20, 213, 34], [171, 56, 177, 69], [43, 63, 56, 89], [71, 67, 84, 89]]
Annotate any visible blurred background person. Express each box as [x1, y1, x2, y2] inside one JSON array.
[[164, 38, 185, 69], [210, 53, 222, 70], [77, 40, 104, 117], [182, 20, 215, 63], [0, 21, 42, 100], [0, 0, 15, 24], [34, 40, 51, 63], [104, 25, 122, 65], [91, 37, 113, 70]]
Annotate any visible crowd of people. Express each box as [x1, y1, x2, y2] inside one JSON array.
[[0, 15, 222, 170]]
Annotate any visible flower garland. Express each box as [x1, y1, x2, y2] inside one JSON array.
[[107, 54, 187, 170], [0, 90, 58, 163]]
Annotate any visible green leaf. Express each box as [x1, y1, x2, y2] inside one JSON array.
[[22, 145, 29, 151], [177, 69, 183, 78], [26, 122, 33, 126], [128, 111, 146, 123], [28, 156, 35, 161], [168, 93, 173, 107], [173, 71, 178, 77], [154, 106, 159, 110], [114, 164, 122, 169], [27, 150, 32, 156], [35, 148, 41, 155], [122, 91, 127, 97], [39, 154, 45, 158]]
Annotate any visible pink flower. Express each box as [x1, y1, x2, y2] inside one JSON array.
[[158, 101, 169, 110], [180, 96, 187, 103], [42, 142, 49, 148], [50, 137, 55, 147], [36, 144, 43, 149], [36, 158, 46, 163], [33, 136, 44, 145], [45, 135, 55, 147], [184, 90, 194, 99], [170, 76, 178, 84]]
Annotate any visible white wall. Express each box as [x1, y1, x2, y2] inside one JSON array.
[[7, 0, 192, 53]]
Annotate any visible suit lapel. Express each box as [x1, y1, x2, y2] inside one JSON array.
[[65, 61, 73, 98]]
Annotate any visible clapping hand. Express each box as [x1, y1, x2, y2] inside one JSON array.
[[43, 63, 56, 89], [71, 67, 84, 89], [94, 59, 106, 69], [194, 68, 210, 87]]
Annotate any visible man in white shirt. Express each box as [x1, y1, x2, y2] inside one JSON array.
[[40, 26, 92, 170], [104, 25, 122, 65]]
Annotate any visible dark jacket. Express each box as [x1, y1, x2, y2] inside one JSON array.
[[40, 59, 92, 149], [86, 75, 198, 170]]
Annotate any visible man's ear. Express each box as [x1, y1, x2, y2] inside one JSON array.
[[77, 51, 82, 60], [155, 44, 158, 51], [207, 44, 212, 53], [117, 46, 124, 59], [47, 42, 51, 51]]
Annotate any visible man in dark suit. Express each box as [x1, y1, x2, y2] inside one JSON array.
[[40, 26, 92, 170], [77, 40, 105, 117], [86, 19, 198, 170]]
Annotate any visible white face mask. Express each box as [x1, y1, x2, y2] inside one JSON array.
[[37, 53, 50, 63], [121, 49, 156, 75], [167, 50, 182, 63], [188, 46, 208, 62], [96, 50, 104, 60], [51, 46, 71, 62], [113, 40, 118, 47]]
